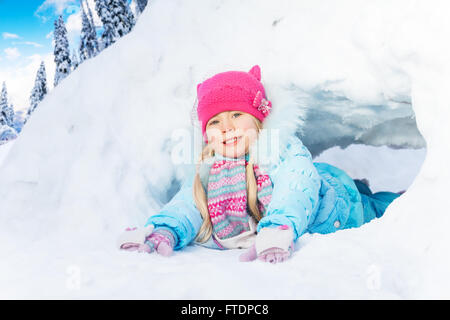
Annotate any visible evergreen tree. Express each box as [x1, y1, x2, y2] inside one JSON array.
[[13, 109, 25, 133], [79, 1, 99, 62], [28, 61, 48, 117], [109, 0, 135, 37], [5, 102, 15, 127], [125, 0, 136, 29], [0, 82, 14, 127], [95, 0, 117, 50], [79, 4, 91, 62], [72, 49, 80, 70], [1, 82, 10, 126], [53, 15, 72, 87], [86, 0, 100, 51], [135, 0, 148, 15]]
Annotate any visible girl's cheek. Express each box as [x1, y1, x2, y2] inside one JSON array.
[[206, 127, 222, 141], [244, 126, 259, 140], [205, 130, 214, 142], [238, 118, 257, 132]]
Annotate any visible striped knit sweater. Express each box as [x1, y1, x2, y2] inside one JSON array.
[[207, 152, 273, 242]]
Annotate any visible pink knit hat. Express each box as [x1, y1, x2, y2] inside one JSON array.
[[196, 65, 272, 142]]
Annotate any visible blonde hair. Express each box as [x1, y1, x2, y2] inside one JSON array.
[[193, 117, 263, 243]]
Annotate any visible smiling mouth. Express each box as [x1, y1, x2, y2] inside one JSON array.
[[223, 136, 243, 145]]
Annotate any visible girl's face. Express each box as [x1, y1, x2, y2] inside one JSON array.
[[205, 111, 259, 158]]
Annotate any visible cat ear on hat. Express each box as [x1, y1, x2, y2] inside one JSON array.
[[248, 65, 261, 81]]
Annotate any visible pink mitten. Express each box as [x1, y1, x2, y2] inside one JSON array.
[[239, 225, 294, 264], [144, 229, 176, 257], [257, 243, 294, 263], [117, 225, 155, 252], [117, 225, 176, 257]]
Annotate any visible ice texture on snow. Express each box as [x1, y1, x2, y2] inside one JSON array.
[[0, 0, 448, 298]]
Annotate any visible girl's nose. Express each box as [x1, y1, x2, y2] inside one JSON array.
[[222, 126, 234, 134], [221, 118, 234, 133]]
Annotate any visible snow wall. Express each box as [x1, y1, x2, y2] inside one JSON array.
[[0, 0, 449, 298]]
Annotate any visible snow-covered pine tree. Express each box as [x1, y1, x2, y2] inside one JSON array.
[[5, 103, 15, 127], [12, 109, 25, 133], [79, 4, 91, 62], [28, 61, 48, 117], [72, 49, 80, 70], [79, 1, 99, 62], [53, 15, 72, 87], [0, 82, 11, 126], [95, 0, 117, 50], [109, 0, 136, 37], [135, 0, 148, 16], [124, 0, 136, 29], [0, 85, 14, 127], [86, 0, 100, 54]]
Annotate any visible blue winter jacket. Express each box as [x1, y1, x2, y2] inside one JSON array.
[[145, 135, 364, 250]]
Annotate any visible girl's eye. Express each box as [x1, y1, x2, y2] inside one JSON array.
[[208, 113, 240, 126]]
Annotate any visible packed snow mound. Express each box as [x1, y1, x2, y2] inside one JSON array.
[[0, 0, 448, 298]]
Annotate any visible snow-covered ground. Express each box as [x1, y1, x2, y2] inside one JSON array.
[[314, 144, 426, 194], [0, 140, 15, 166], [0, 0, 449, 299]]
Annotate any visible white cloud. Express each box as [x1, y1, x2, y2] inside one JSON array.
[[12, 41, 44, 48], [2, 32, 20, 40], [4, 48, 21, 60], [0, 52, 55, 111], [36, 0, 76, 14], [35, 0, 77, 21], [65, 10, 82, 33]]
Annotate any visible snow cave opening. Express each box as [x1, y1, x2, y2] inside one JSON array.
[[299, 86, 427, 214]]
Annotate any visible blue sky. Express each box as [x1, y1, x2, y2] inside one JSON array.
[[0, 0, 135, 111], [0, 0, 75, 70], [0, 0, 85, 110]]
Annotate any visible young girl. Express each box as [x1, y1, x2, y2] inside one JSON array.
[[117, 65, 401, 264]]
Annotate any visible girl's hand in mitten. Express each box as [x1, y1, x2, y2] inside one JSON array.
[[117, 225, 155, 251], [239, 225, 294, 264], [117, 225, 177, 257], [256, 243, 294, 263], [143, 228, 177, 257]]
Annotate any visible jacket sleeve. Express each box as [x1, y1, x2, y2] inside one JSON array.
[[144, 166, 203, 250], [256, 136, 321, 241]]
